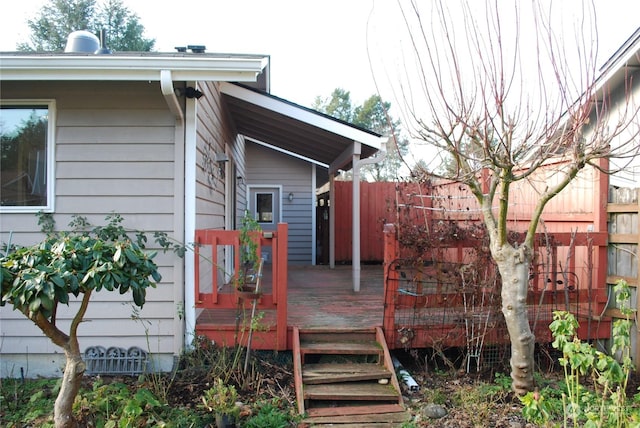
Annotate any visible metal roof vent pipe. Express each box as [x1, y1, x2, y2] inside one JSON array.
[[94, 29, 112, 54], [64, 30, 100, 53]]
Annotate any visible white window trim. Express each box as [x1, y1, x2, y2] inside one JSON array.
[[0, 99, 56, 213]]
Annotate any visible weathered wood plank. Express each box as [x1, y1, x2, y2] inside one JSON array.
[[300, 341, 382, 356], [608, 186, 639, 369], [305, 407, 410, 424], [305, 403, 406, 418], [303, 363, 390, 384], [298, 330, 378, 342], [610, 233, 639, 244], [305, 424, 406, 428], [307, 412, 410, 423], [293, 326, 305, 415], [303, 382, 399, 401], [607, 275, 639, 287], [608, 203, 640, 213], [305, 412, 409, 427], [304, 362, 390, 375]]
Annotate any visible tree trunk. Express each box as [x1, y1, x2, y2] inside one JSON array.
[[493, 244, 535, 395], [54, 347, 86, 428]]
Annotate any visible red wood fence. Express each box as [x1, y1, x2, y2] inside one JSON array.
[[331, 162, 606, 262]]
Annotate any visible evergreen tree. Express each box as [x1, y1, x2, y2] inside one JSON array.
[[17, 0, 154, 52], [313, 88, 409, 181]]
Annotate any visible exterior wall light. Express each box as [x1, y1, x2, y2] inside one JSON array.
[[288, 192, 294, 202]]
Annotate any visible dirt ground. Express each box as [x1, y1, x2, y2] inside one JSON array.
[[163, 348, 539, 427], [70, 347, 640, 427]]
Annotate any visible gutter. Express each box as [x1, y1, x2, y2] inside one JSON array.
[[0, 55, 268, 82]]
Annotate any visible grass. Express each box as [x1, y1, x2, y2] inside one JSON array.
[[1, 377, 59, 427]]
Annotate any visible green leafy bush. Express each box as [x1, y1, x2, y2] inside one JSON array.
[[521, 280, 640, 427], [245, 399, 297, 427]]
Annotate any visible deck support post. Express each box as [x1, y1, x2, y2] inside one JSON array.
[[352, 148, 362, 292], [350, 140, 387, 292], [329, 173, 336, 269]]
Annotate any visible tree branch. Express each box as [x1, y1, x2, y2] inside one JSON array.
[[69, 290, 92, 354], [28, 310, 69, 349]]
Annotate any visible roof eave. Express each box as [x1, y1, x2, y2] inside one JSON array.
[[594, 30, 640, 97], [219, 82, 385, 150], [0, 55, 268, 82]]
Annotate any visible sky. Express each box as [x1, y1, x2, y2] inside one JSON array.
[[2, 1, 638, 106], [1, 0, 639, 166]]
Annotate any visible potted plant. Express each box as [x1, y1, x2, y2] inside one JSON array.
[[236, 210, 263, 296], [201, 378, 240, 428]]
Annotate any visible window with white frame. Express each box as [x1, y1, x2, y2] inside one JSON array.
[[0, 101, 55, 211]]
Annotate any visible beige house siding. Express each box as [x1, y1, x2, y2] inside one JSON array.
[[0, 81, 181, 376], [246, 142, 313, 264], [194, 82, 231, 231], [231, 134, 249, 221]]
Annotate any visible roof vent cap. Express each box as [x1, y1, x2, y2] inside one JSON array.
[[94, 29, 112, 55], [65, 30, 100, 53], [187, 45, 206, 53]]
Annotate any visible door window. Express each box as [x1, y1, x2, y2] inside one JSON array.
[[256, 192, 274, 223]]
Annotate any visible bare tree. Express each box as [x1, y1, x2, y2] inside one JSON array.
[[375, 1, 639, 394]]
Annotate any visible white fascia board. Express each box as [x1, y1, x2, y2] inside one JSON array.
[[593, 47, 639, 97], [0, 55, 268, 82], [219, 82, 384, 150], [597, 32, 640, 83], [553, 41, 640, 134]]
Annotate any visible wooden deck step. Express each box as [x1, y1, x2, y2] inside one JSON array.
[[306, 403, 406, 418], [293, 327, 409, 426], [300, 340, 382, 356], [303, 404, 410, 427], [303, 363, 391, 384], [304, 382, 399, 401], [304, 409, 410, 428], [298, 329, 383, 362]]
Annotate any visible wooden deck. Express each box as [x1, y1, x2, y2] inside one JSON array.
[[195, 265, 385, 348], [196, 261, 611, 352], [286, 265, 384, 329]]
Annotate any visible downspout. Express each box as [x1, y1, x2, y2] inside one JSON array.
[[351, 140, 387, 292], [160, 70, 189, 355], [161, 70, 184, 123]]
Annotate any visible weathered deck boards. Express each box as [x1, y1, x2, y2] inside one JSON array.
[[196, 264, 384, 331], [304, 382, 399, 401], [305, 403, 406, 418], [304, 409, 410, 425], [303, 363, 391, 384], [196, 263, 610, 351]]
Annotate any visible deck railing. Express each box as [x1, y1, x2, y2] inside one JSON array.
[[383, 224, 610, 351], [194, 223, 288, 349]]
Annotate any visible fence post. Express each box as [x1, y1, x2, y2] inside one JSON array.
[[276, 223, 288, 350], [383, 224, 399, 346]]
